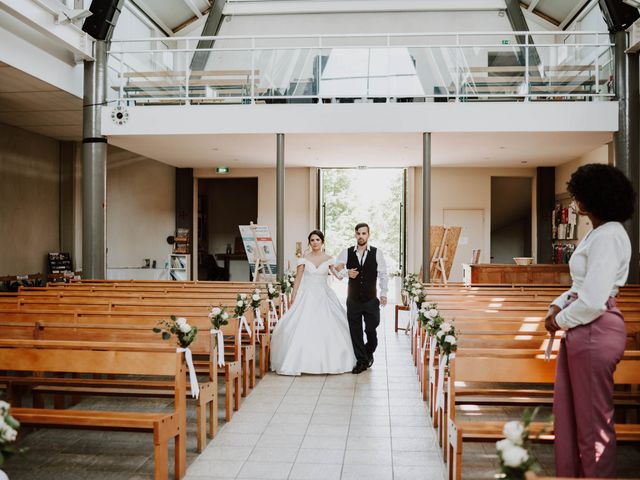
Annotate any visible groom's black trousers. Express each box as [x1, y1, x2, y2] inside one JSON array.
[[346, 297, 380, 365]]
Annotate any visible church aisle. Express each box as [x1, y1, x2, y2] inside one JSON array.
[[185, 306, 444, 480]]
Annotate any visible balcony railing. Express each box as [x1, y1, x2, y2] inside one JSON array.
[[107, 31, 615, 105]]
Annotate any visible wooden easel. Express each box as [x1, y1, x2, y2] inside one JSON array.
[[248, 223, 274, 283], [430, 226, 450, 285]]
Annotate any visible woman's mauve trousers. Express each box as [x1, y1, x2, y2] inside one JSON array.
[[553, 297, 626, 478]]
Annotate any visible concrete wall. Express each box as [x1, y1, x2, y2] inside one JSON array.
[[409, 166, 537, 274], [106, 147, 176, 268], [0, 122, 60, 276]]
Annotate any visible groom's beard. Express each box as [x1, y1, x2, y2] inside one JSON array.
[[357, 239, 367, 246]]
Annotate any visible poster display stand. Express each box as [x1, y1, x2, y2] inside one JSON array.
[[239, 223, 277, 282]]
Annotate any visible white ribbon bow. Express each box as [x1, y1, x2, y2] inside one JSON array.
[[405, 300, 417, 334], [177, 347, 199, 399], [254, 308, 264, 330], [268, 299, 278, 321], [422, 332, 430, 362], [435, 353, 450, 412], [210, 329, 225, 367], [239, 315, 252, 337], [428, 336, 436, 379], [280, 293, 289, 314]]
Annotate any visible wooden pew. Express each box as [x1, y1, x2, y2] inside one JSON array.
[[446, 349, 640, 480], [0, 339, 188, 480]]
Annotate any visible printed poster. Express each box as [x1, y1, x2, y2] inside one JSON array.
[[239, 225, 277, 279]]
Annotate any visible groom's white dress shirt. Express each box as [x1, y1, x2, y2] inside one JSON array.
[[336, 245, 389, 298]]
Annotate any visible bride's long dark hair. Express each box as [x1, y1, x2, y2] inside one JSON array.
[[308, 230, 325, 244]]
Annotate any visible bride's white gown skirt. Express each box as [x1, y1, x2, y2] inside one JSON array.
[[270, 260, 356, 375]]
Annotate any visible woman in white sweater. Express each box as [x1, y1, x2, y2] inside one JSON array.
[[545, 163, 635, 478]]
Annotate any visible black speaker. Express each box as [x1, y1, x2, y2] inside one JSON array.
[[82, 0, 125, 41], [599, 0, 640, 32]]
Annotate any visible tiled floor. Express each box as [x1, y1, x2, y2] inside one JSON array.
[[185, 307, 444, 480]]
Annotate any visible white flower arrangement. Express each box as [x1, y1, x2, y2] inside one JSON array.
[[266, 282, 279, 300], [496, 407, 549, 479], [435, 320, 457, 357], [153, 315, 198, 348], [420, 303, 444, 335], [0, 400, 21, 467], [234, 292, 249, 317], [250, 288, 262, 310], [208, 305, 229, 330]]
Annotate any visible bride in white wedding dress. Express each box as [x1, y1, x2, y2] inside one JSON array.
[[270, 230, 357, 375]]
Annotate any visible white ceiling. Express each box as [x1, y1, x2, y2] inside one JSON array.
[[108, 131, 613, 169], [0, 61, 82, 141]]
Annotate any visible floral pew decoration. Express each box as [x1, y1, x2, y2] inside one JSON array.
[[266, 282, 280, 328], [405, 277, 427, 334], [235, 293, 251, 337], [0, 400, 22, 473], [208, 306, 230, 367], [497, 407, 550, 480], [278, 271, 295, 314], [250, 288, 263, 332], [434, 317, 458, 412], [153, 315, 200, 399]]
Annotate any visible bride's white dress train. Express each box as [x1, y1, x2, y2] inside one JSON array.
[[270, 258, 356, 375]]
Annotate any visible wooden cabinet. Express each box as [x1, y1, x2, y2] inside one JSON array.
[[463, 263, 570, 285]]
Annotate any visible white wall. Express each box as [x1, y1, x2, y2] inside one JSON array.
[[408, 166, 537, 274], [194, 168, 313, 271], [105, 147, 176, 268], [0, 122, 60, 275]]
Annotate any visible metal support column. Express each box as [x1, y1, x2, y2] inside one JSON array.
[[276, 133, 285, 278], [82, 40, 108, 279], [422, 133, 431, 282], [613, 30, 640, 282]]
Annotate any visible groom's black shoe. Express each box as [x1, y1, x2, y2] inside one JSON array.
[[351, 362, 367, 374], [367, 355, 374, 368]]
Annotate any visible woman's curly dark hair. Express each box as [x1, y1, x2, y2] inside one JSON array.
[[567, 163, 635, 222]]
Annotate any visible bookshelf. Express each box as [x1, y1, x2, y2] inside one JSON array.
[[552, 196, 578, 264], [169, 254, 191, 281]]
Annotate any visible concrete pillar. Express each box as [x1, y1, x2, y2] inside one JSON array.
[[422, 133, 431, 282], [276, 133, 285, 278], [82, 40, 108, 279], [613, 30, 640, 283]]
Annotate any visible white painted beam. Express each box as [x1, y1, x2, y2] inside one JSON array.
[[0, 17, 83, 96], [0, 0, 92, 60], [223, 0, 506, 16], [528, 0, 540, 11], [130, 0, 174, 36], [102, 102, 618, 136], [183, 0, 203, 18]]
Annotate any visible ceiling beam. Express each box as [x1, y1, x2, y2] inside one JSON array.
[[505, 0, 541, 68], [527, 0, 540, 10], [224, 0, 505, 16], [559, 0, 591, 30], [521, 7, 560, 30], [130, 0, 174, 36], [190, 0, 227, 72], [182, 0, 203, 18]]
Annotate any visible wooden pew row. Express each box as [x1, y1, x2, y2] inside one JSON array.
[[446, 349, 640, 480], [1, 339, 188, 480], [0, 309, 243, 436], [0, 294, 260, 393]]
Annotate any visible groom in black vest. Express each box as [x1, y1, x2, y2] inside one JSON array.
[[337, 223, 388, 374]]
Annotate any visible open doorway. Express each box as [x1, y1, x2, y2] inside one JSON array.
[[197, 178, 258, 280], [319, 168, 406, 299], [490, 177, 532, 264]]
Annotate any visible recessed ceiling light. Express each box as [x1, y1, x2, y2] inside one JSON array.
[[521, 161, 528, 164], [233, 159, 239, 162], [211, 147, 218, 151], [483, 156, 491, 160], [499, 146, 505, 150], [307, 146, 312, 150]]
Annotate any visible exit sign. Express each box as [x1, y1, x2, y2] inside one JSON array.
[[216, 167, 230, 174], [501, 39, 510, 45]]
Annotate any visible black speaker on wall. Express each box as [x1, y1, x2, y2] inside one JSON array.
[[82, 0, 125, 41], [599, 0, 640, 32]]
